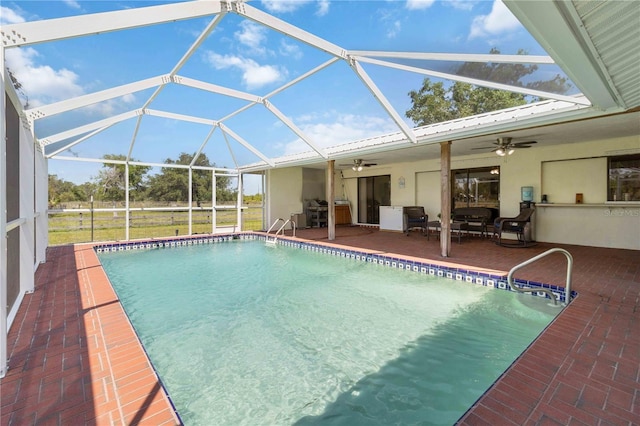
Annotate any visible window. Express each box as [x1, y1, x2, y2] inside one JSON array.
[[452, 167, 500, 209], [609, 154, 640, 202]]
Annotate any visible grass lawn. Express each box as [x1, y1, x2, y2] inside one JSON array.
[[48, 207, 264, 246]]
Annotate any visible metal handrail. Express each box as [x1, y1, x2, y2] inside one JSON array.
[[265, 218, 296, 244], [507, 248, 573, 306], [266, 218, 286, 234]]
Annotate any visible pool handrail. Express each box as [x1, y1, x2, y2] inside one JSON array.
[[266, 218, 296, 244], [507, 248, 573, 306]]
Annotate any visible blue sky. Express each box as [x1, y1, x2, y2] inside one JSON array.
[[2, 0, 558, 193]]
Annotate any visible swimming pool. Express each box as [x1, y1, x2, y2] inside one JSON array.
[[98, 236, 561, 425]]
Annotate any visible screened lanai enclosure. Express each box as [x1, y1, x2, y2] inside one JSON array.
[[2, 0, 640, 378]]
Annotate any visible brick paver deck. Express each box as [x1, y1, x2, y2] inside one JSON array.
[[1, 227, 638, 425]]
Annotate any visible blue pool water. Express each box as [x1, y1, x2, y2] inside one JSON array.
[[98, 240, 559, 425]]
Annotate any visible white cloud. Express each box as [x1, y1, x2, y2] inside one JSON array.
[[261, 0, 328, 16], [406, 0, 436, 11], [282, 112, 398, 155], [5, 47, 84, 107], [447, 0, 476, 11], [235, 21, 267, 54], [377, 9, 403, 39], [204, 52, 285, 89], [469, 0, 521, 39], [5, 36, 135, 114], [261, 0, 312, 14], [387, 20, 402, 39], [279, 40, 302, 59], [0, 6, 25, 24], [316, 0, 330, 17], [90, 93, 137, 116], [63, 0, 81, 9]]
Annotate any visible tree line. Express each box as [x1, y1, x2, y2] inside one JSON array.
[[49, 152, 252, 207]]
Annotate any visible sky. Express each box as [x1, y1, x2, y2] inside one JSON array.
[[1, 0, 561, 194]]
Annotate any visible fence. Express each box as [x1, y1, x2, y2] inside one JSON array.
[[48, 203, 264, 245]]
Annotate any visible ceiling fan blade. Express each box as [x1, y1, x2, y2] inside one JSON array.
[[471, 146, 497, 150], [512, 140, 537, 147], [363, 163, 378, 167]]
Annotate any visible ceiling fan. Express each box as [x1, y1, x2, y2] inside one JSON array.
[[472, 137, 537, 156], [340, 159, 378, 171]]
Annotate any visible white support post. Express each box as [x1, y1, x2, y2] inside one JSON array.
[[125, 162, 130, 241], [212, 170, 217, 234], [327, 160, 335, 241], [188, 167, 193, 236], [237, 173, 243, 232], [1, 45, 8, 378], [262, 172, 266, 231]]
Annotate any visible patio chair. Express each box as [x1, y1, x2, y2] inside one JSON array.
[[403, 206, 428, 236], [493, 208, 536, 247]]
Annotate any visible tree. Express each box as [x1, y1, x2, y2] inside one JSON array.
[[146, 152, 235, 203], [48, 174, 87, 207], [95, 154, 150, 201], [406, 48, 571, 126]]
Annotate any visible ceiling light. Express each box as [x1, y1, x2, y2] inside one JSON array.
[[496, 148, 505, 156], [352, 165, 363, 172], [490, 168, 499, 175], [507, 148, 515, 155]]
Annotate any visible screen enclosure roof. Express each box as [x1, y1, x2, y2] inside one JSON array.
[[2, 0, 639, 174]]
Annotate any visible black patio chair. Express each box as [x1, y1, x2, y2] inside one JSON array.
[[403, 206, 428, 236], [493, 208, 536, 247]]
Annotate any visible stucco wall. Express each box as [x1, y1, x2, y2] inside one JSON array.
[[267, 135, 639, 249], [266, 167, 304, 227]]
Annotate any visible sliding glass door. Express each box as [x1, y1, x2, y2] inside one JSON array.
[[357, 175, 391, 224], [452, 167, 500, 209]]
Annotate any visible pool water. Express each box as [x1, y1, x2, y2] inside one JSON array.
[[99, 240, 559, 425]]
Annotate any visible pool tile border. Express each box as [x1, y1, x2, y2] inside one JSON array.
[[94, 232, 575, 303]]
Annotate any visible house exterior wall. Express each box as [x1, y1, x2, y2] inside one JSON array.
[[266, 167, 304, 228], [267, 135, 639, 250]]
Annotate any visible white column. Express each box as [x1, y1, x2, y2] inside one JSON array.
[[211, 171, 217, 234], [327, 160, 335, 240], [236, 173, 243, 232], [125, 162, 130, 240], [262, 172, 267, 230], [188, 167, 193, 235]]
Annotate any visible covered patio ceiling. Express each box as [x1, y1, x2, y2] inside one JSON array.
[[2, 0, 639, 175]]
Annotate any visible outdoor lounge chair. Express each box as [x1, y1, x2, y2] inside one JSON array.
[[403, 206, 428, 236], [493, 208, 536, 247]]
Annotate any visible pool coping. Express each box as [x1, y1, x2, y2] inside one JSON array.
[[95, 231, 574, 304]]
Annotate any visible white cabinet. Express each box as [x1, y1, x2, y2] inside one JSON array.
[[379, 206, 404, 232]]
